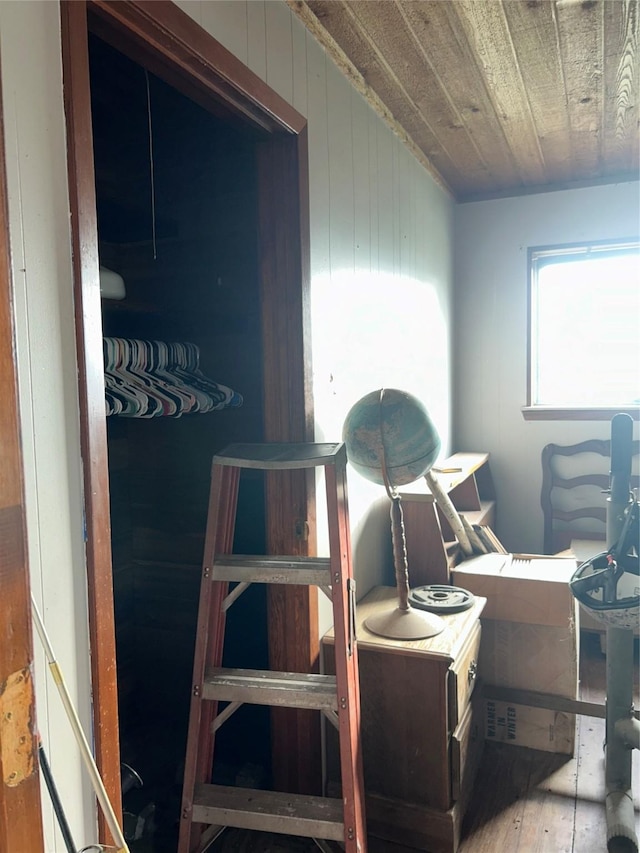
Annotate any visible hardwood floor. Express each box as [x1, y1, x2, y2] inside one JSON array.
[[207, 632, 639, 853], [133, 632, 637, 852], [458, 631, 639, 852]]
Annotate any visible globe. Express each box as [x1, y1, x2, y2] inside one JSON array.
[[342, 387, 445, 640], [342, 388, 441, 489]]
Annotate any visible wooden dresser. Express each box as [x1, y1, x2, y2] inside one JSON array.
[[323, 586, 486, 853]]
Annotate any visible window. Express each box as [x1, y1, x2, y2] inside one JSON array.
[[526, 239, 640, 420]]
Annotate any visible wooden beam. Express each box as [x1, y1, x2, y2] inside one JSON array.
[[483, 684, 640, 721]]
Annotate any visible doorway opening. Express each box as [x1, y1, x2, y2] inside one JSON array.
[[62, 2, 317, 847], [90, 32, 270, 845]]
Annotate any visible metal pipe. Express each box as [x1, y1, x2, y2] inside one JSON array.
[[615, 717, 640, 751], [606, 626, 637, 852], [605, 413, 637, 853], [38, 739, 77, 853], [606, 788, 637, 853]]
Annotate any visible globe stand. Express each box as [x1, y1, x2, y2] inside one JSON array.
[[343, 387, 446, 640], [364, 494, 445, 640]]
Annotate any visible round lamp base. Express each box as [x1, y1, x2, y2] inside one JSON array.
[[364, 605, 445, 640]]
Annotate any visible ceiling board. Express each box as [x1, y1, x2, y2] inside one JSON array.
[[289, 0, 640, 201], [555, 0, 604, 178], [603, 0, 639, 173], [500, 1, 572, 185], [345, 1, 496, 194], [399, 1, 522, 195], [451, 1, 547, 186]]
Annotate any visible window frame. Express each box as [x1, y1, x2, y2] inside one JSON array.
[[524, 237, 640, 422]]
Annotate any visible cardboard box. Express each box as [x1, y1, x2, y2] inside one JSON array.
[[451, 553, 577, 627], [484, 699, 575, 755], [452, 553, 579, 754], [479, 619, 578, 698]]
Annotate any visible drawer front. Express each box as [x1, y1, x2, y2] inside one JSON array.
[[323, 640, 453, 811], [450, 691, 484, 802], [448, 619, 481, 731]]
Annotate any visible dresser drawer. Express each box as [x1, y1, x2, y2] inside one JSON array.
[[450, 691, 483, 802], [324, 589, 487, 837], [448, 619, 481, 730]]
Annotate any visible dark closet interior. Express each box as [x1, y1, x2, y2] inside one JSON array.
[[89, 33, 272, 849]]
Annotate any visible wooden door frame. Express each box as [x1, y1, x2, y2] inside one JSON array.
[[0, 63, 45, 849], [60, 0, 317, 839]]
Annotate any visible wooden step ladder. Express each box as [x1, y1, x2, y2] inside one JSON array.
[[178, 442, 367, 853]]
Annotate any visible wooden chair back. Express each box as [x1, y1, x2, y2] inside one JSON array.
[[540, 438, 640, 554]]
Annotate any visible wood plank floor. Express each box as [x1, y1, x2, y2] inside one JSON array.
[[207, 632, 639, 853], [454, 631, 640, 853], [132, 632, 638, 852]]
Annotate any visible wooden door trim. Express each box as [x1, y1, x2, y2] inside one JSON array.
[[88, 0, 305, 135], [60, 2, 122, 839], [258, 128, 319, 793], [60, 0, 315, 831], [0, 63, 45, 850]]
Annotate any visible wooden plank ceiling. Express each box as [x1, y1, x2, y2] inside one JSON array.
[[287, 0, 639, 201]]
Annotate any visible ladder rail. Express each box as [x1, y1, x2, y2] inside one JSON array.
[[325, 453, 367, 847], [180, 463, 240, 851], [178, 443, 367, 853]]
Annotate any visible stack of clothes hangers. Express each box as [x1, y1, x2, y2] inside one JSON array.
[[103, 337, 243, 417]]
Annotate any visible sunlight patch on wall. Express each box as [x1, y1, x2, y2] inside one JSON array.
[[311, 267, 450, 447], [311, 267, 451, 606]]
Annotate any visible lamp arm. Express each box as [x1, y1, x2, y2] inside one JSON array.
[[424, 470, 473, 557]]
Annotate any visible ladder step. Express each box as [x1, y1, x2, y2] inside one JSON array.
[[179, 440, 366, 853], [213, 442, 345, 469], [212, 555, 332, 586], [203, 668, 338, 711], [192, 784, 345, 841]]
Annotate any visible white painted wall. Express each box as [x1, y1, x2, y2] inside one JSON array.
[[454, 181, 640, 555], [193, 1, 455, 605], [0, 1, 96, 848], [1, 0, 454, 844]]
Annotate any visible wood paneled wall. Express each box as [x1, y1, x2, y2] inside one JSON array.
[[178, 1, 455, 606], [1, 1, 454, 845]]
